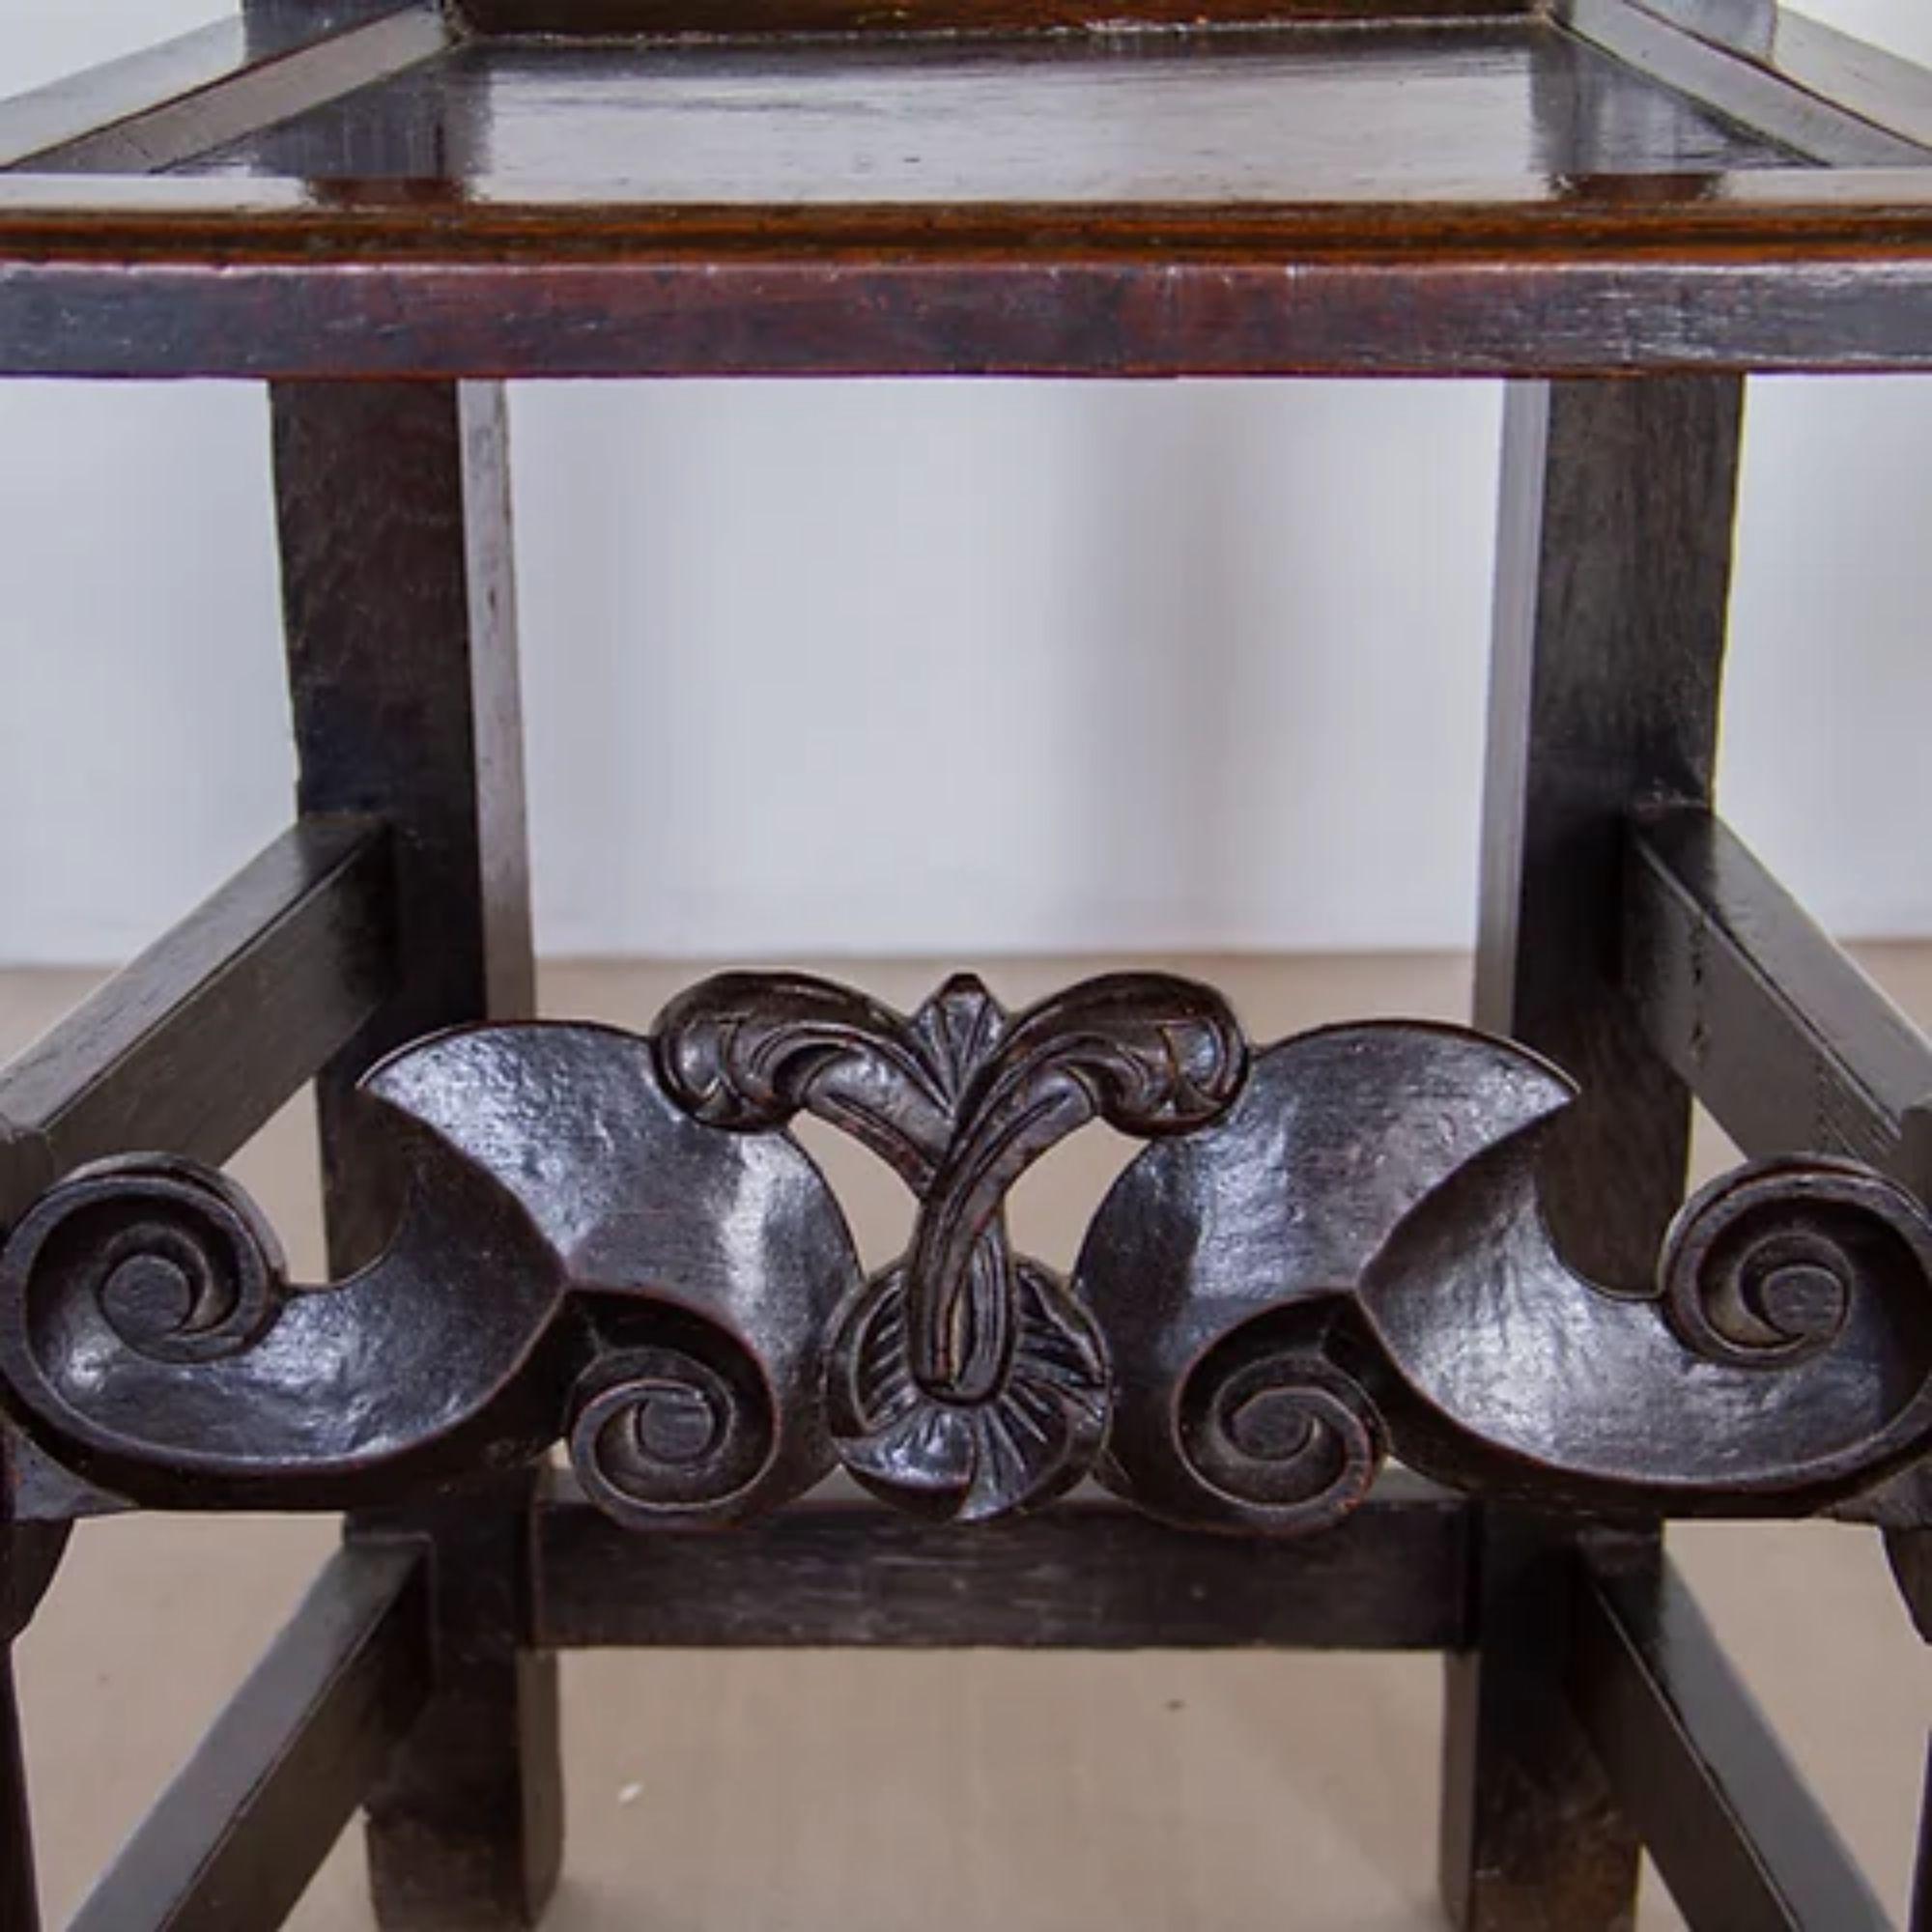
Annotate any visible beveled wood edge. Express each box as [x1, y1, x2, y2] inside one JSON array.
[[8, 165, 1932, 254], [0, 815, 396, 1227], [1626, 807, 1932, 1198], [527, 1466, 1476, 1649], [1570, 1549, 1892, 1929], [7, 242, 1932, 379], [66, 1542, 433, 1932], [1610, 0, 1932, 155], [1556, 0, 1932, 166], [0, 2, 450, 177], [455, 0, 1534, 34]]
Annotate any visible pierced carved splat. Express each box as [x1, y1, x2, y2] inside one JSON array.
[[656, 971, 1248, 1519], [3, 973, 1931, 1538]]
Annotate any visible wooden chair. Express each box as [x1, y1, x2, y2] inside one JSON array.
[[5, 2, 1932, 1925]]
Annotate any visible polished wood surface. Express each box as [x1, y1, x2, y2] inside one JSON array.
[[11, 184, 1932, 380], [1591, 0, 1932, 151], [1629, 807, 1932, 1198], [11, 5, 447, 177], [461, 0, 1538, 29], [1443, 374, 1742, 1929], [185, 23, 1796, 194], [3, 7, 1931, 378], [0, 5, 436, 171], [5, 2, 1932, 1926], [0, 817, 393, 1230], [1560, 0, 1927, 164], [1573, 1551, 1892, 1931], [270, 375, 560, 1925]]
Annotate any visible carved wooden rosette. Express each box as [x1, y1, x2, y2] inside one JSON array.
[[2, 973, 1930, 1536]]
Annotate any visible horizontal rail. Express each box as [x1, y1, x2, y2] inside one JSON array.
[[68, 1541, 432, 1932], [457, 0, 1534, 34], [0, 814, 395, 1227], [1624, 807, 1932, 1196], [1570, 1551, 1890, 1931], [7, 174, 1932, 378], [1584, 0, 1932, 155], [1557, 0, 1932, 166], [530, 1469, 1473, 1650], [0, 5, 449, 176]]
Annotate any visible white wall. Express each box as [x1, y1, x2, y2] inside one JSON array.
[[2, 3, 1930, 964]]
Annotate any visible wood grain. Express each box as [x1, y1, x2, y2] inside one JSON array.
[[1446, 374, 1744, 1930], [67, 1544, 432, 1932], [1558, 0, 1930, 166], [0, 816, 393, 1229], [14, 172, 1932, 378], [187, 26, 1796, 191], [1608, 0, 1932, 152], [1628, 806, 1932, 1198], [1572, 1550, 1891, 1930], [531, 1472, 1475, 1651], [0, 6, 446, 176], [269, 373, 554, 1928], [458, 0, 1538, 29]]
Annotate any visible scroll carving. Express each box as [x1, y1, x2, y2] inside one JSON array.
[[3, 974, 1930, 1538], [0, 1024, 858, 1521]]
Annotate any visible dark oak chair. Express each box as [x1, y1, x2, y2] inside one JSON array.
[[6, 1, 1932, 1926]]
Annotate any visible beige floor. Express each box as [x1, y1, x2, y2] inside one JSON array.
[[9, 951, 1932, 1930]]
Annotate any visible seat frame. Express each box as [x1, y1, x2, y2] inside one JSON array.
[[5, 4, 1932, 1927]]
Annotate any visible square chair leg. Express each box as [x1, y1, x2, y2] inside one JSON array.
[[1445, 375, 1746, 1929], [270, 378, 560, 1927]]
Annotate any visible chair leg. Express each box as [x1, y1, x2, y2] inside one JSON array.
[[1446, 375, 1746, 1928], [1913, 1737, 1932, 1932], [355, 1483, 561, 1931], [270, 378, 559, 1927], [3, 1649, 39, 1932], [1886, 1532, 1932, 1932]]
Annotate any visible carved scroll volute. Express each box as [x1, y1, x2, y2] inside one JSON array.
[[657, 971, 1248, 1521], [0, 1025, 860, 1525], [1078, 1024, 1574, 1533], [1081, 1021, 1932, 1530], [368, 1025, 859, 1527], [1360, 1149, 1932, 1508]]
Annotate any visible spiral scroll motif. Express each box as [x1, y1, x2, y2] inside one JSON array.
[[1176, 1338, 1387, 1531], [567, 1339, 780, 1527], [11, 989, 1932, 1537], [1660, 1157, 1932, 1371], [6, 1156, 289, 1367]]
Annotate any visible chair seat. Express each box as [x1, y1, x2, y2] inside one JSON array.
[[5, 0, 1932, 380], [184, 17, 1791, 203]]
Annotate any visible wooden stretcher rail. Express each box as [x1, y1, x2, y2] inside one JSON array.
[[1624, 806, 1932, 1198], [528, 1470, 1475, 1650], [0, 4, 448, 177], [67, 1542, 433, 1932], [0, 814, 395, 1227], [1582, 0, 1932, 155], [1557, 0, 1932, 166], [5, 185, 1932, 378], [456, 0, 1536, 34], [1570, 1550, 1891, 1931]]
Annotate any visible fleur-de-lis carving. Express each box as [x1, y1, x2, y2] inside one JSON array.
[[655, 971, 1248, 1519]]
